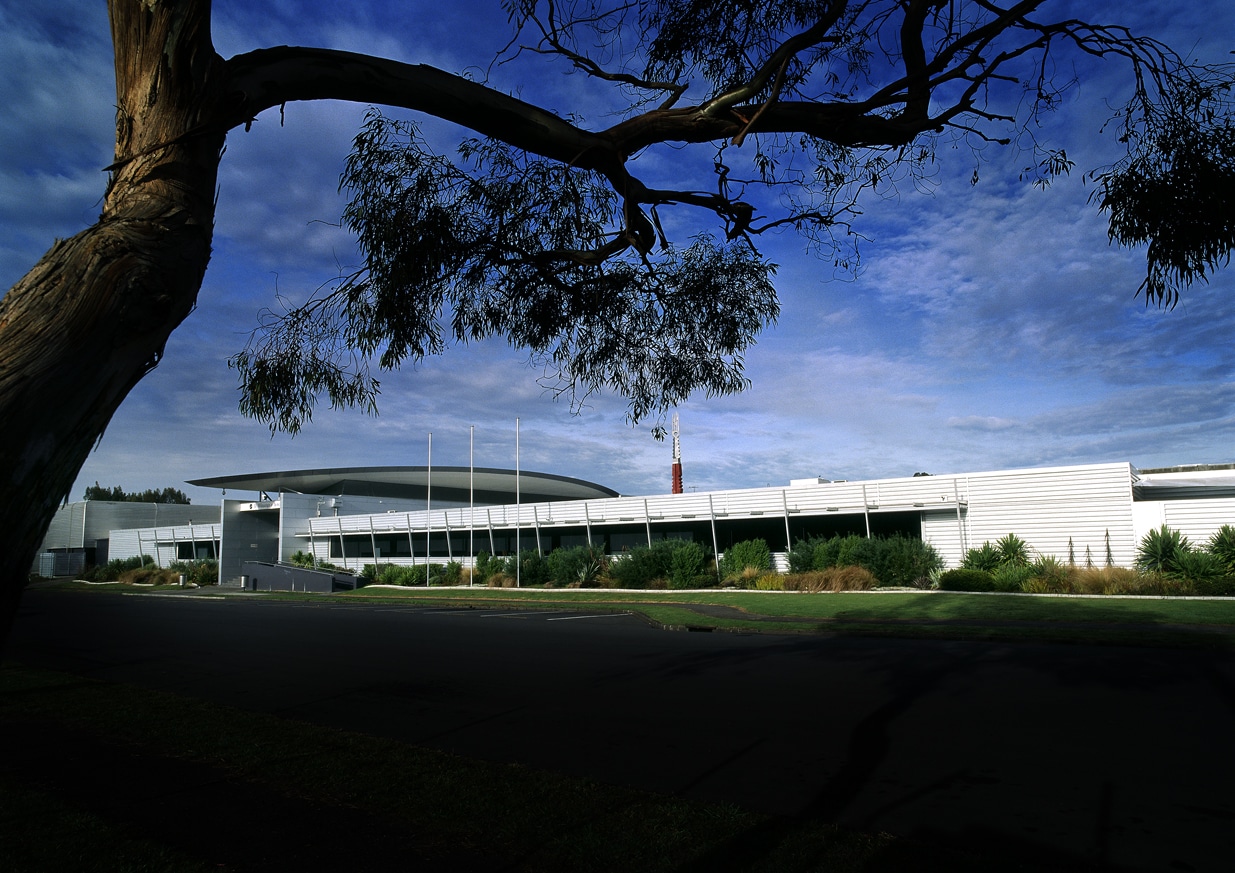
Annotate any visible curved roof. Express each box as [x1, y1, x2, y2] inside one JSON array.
[[187, 466, 619, 504]]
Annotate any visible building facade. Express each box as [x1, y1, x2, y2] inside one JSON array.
[[36, 500, 218, 576], [91, 461, 1235, 584]]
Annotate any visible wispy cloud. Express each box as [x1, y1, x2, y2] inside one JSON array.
[[5, 2, 1235, 505]]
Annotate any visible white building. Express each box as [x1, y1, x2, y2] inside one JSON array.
[[95, 461, 1235, 584], [35, 500, 218, 577]]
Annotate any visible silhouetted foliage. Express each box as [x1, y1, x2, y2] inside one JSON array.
[[231, 1, 1235, 434], [83, 483, 190, 505]]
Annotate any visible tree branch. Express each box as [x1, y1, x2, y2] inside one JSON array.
[[224, 46, 612, 169]]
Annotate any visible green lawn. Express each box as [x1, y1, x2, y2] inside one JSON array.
[[44, 579, 1235, 646], [329, 586, 1235, 646]]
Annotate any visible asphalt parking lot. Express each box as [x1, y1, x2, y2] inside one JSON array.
[[8, 588, 1235, 872]]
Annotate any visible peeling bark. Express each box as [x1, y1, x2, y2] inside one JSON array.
[[0, 0, 224, 645]]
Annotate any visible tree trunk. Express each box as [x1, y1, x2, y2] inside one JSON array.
[[0, 0, 224, 649]]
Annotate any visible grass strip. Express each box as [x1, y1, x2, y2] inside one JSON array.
[[332, 587, 1235, 647], [0, 664, 1028, 873], [46, 580, 1235, 646]]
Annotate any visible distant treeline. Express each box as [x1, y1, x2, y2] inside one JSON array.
[[83, 482, 191, 504]]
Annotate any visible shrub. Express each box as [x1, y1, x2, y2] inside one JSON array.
[[834, 536, 877, 572], [669, 541, 709, 590], [991, 563, 1034, 592], [473, 551, 502, 585], [288, 550, 340, 571], [360, 564, 379, 585], [996, 533, 1031, 567], [576, 552, 607, 587], [85, 555, 151, 583], [546, 545, 608, 587], [811, 536, 847, 570], [1028, 555, 1072, 592], [866, 536, 944, 587], [1195, 575, 1235, 597], [786, 539, 816, 573], [437, 561, 463, 586], [961, 542, 1002, 573], [720, 539, 771, 581], [1171, 549, 1225, 588], [379, 564, 426, 586], [1206, 525, 1235, 574], [504, 552, 550, 586], [609, 540, 680, 588], [168, 559, 218, 586], [938, 568, 996, 592], [1137, 525, 1192, 574]]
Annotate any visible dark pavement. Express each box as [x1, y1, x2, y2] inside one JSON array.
[[7, 588, 1235, 871]]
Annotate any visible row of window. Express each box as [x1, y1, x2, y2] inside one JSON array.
[[176, 541, 219, 560], [319, 512, 922, 559]]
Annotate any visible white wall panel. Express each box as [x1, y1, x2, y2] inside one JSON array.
[[1159, 498, 1235, 544]]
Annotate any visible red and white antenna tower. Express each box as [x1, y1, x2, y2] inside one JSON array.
[[671, 412, 683, 494]]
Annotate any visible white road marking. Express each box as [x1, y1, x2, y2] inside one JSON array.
[[478, 610, 562, 618], [547, 612, 633, 621]]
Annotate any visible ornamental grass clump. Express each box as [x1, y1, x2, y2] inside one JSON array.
[[83, 555, 152, 583], [1028, 555, 1072, 592], [1071, 566, 1142, 595], [753, 573, 784, 591], [785, 566, 878, 592], [486, 572, 516, 588]]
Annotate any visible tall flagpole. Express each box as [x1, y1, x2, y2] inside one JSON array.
[[426, 431, 432, 586], [469, 424, 474, 586], [515, 417, 521, 588]]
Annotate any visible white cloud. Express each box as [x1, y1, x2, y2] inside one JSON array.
[[5, 2, 1233, 505]]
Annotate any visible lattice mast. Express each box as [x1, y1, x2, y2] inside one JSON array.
[[671, 413, 683, 494]]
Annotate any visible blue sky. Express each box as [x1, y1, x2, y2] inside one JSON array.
[[3, 1, 1234, 504]]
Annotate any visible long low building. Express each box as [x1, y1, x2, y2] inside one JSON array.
[[90, 460, 1235, 584], [34, 500, 219, 576]]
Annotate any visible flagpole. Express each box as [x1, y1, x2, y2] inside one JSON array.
[[426, 431, 432, 586], [469, 424, 475, 586], [515, 417, 521, 588]]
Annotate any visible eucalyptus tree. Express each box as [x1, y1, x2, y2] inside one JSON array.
[[0, 0, 1231, 639]]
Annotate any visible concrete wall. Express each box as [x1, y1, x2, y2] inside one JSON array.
[[240, 561, 357, 593]]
